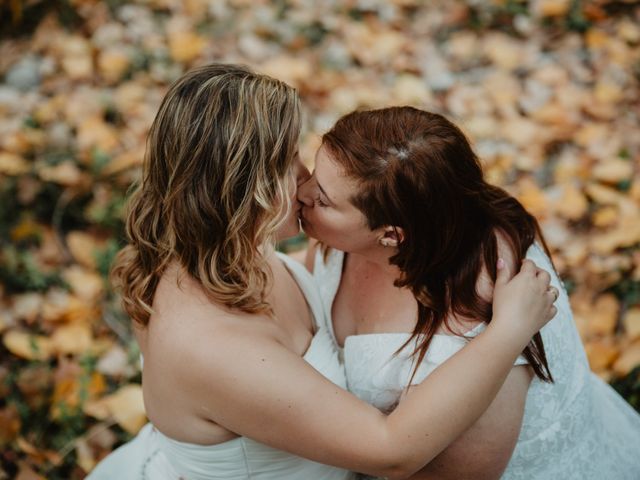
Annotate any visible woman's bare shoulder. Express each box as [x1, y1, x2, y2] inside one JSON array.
[[146, 265, 283, 372]]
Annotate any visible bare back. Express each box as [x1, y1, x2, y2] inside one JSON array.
[[136, 253, 315, 445]]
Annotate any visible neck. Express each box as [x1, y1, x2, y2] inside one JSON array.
[[350, 247, 402, 279]]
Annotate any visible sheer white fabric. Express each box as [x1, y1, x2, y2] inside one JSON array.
[[89, 253, 355, 480], [314, 245, 640, 479]]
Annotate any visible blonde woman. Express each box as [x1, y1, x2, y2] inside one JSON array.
[[88, 64, 557, 480]]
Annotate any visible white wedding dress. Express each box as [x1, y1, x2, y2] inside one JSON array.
[[89, 253, 356, 480], [314, 244, 640, 479]]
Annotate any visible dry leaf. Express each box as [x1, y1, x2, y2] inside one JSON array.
[[51, 322, 94, 355], [15, 461, 46, 480], [168, 30, 207, 63], [530, 0, 570, 17], [97, 48, 131, 84], [0, 405, 21, 447], [585, 338, 620, 371], [555, 183, 589, 221], [623, 308, 640, 341], [586, 294, 619, 337], [612, 341, 640, 377], [66, 231, 99, 269], [592, 159, 634, 184], [84, 384, 146, 434], [3, 330, 54, 361], [61, 266, 104, 302], [0, 152, 30, 175], [38, 161, 86, 187]]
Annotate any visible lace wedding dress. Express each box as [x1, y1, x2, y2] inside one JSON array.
[[314, 244, 640, 479], [89, 253, 356, 480]]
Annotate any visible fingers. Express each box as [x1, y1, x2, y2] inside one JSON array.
[[536, 268, 551, 286], [520, 259, 537, 275]]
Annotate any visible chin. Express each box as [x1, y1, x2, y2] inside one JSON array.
[[276, 219, 301, 242]]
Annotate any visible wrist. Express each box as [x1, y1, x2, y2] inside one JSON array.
[[485, 316, 532, 354]]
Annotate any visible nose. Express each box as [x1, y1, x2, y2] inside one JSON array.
[[297, 175, 314, 207]]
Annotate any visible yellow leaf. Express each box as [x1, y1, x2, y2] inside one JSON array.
[[592, 159, 633, 184], [586, 294, 620, 337], [10, 218, 42, 243], [3, 330, 54, 361], [530, 0, 570, 17], [0, 152, 30, 176], [51, 323, 94, 355], [592, 206, 619, 228], [585, 338, 620, 371], [67, 230, 101, 268], [38, 161, 86, 187], [76, 117, 119, 155], [612, 341, 640, 377], [75, 437, 96, 473], [61, 266, 104, 302], [555, 183, 588, 221], [168, 30, 207, 63], [623, 308, 640, 341], [98, 48, 131, 84], [84, 385, 147, 434]]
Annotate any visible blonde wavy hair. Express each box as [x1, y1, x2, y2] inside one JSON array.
[[111, 64, 301, 326]]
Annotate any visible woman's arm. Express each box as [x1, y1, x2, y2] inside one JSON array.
[[183, 260, 554, 479], [406, 365, 531, 480]]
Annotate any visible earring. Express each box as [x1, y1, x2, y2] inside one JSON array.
[[379, 238, 393, 247]]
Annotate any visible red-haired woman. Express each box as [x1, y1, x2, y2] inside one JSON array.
[[299, 106, 640, 480]]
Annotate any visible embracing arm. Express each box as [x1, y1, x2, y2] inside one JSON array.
[[407, 365, 531, 480], [185, 261, 554, 479]]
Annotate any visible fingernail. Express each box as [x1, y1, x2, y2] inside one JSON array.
[[497, 258, 505, 269]]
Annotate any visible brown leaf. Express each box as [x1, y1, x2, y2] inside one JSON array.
[[585, 337, 620, 371], [612, 341, 640, 377], [586, 294, 620, 337], [15, 461, 46, 480], [0, 405, 21, 448]]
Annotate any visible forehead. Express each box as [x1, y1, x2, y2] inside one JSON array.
[[314, 145, 355, 197]]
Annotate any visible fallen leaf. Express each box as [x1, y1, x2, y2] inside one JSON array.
[[3, 330, 54, 361], [585, 338, 620, 371], [61, 266, 104, 302], [0, 405, 21, 447], [623, 308, 640, 341], [84, 384, 146, 434], [612, 341, 640, 377], [51, 322, 94, 355], [0, 152, 30, 175]]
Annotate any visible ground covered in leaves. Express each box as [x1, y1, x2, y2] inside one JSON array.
[[0, 0, 639, 478]]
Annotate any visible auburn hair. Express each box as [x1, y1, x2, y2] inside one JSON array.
[[111, 64, 301, 326], [323, 106, 553, 383]]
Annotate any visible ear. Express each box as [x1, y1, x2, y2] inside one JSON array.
[[378, 226, 405, 248]]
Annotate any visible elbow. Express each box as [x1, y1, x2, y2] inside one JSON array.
[[375, 463, 421, 480], [365, 452, 429, 480]]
